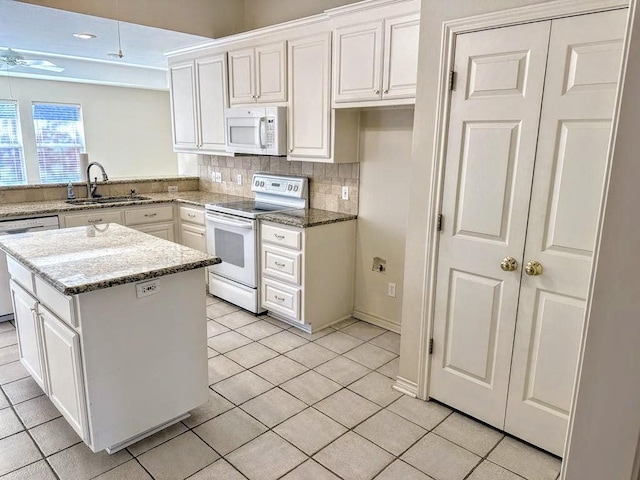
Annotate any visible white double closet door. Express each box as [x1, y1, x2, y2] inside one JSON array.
[[429, 9, 626, 456]]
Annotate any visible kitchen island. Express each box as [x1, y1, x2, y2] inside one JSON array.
[[0, 224, 220, 453]]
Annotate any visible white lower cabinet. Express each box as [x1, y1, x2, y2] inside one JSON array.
[[40, 305, 87, 438], [260, 220, 356, 332], [10, 280, 47, 392], [6, 255, 208, 453]]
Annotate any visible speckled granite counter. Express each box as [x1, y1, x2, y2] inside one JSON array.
[[0, 191, 250, 219], [0, 224, 220, 295], [258, 208, 357, 228]]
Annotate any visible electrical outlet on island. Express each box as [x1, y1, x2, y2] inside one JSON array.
[[168, 186, 178, 193]]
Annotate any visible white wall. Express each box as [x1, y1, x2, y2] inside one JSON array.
[[562, 3, 640, 478], [3, 76, 178, 182], [354, 108, 414, 331], [243, 0, 361, 30]]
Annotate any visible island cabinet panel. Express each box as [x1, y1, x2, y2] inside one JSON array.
[[40, 306, 87, 440], [10, 280, 47, 393], [133, 222, 175, 242]]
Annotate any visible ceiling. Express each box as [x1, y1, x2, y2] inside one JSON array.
[[0, 0, 213, 89]]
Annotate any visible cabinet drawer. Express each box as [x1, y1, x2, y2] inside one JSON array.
[[125, 205, 174, 226], [179, 205, 205, 225], [261, 278, 301, 320], [63, 210, 123, 227], [7, 256, 35, 294], [34, 276, 75, 328], [261, 224, 301, 250], [262, 245, 301, 285]]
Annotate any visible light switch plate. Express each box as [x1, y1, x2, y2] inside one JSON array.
[[236, 174, 242, 185], [388, 282, 396, 298], [215, 172, 222, 183]]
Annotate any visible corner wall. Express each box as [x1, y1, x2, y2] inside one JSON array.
[[353, 108, 414, 331]]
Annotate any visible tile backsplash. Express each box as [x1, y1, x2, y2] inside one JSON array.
[[199, 155, 359, 215]]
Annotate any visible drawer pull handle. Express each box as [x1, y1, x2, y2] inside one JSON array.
[[274, 261, 286, 268], [274, 234, 285, 240], [144, 213, 158, 218], [88, 218, 103, 223], [187, 213, 196, 217], [274, 295, 285, 302]]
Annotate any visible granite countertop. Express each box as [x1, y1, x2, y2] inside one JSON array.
[[259, 208, 357, 228], [0, 224, 220, 295], [0, 191, 250, 219], [0, 191, 357, 228]]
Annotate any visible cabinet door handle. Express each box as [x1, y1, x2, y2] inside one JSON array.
[[374, 89, 380, 94], [144, 213, 158, 218], [274, 295, 285, 302], [289, 148, 293, 153], [88, 218, 103, 224], [383, 89, 389, 94], [187, 213, 196, 217], [274, 233, 285, 240], [274, 261, 286, 268]]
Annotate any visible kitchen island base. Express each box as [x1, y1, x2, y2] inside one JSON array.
[[8, 258, 209, 453]]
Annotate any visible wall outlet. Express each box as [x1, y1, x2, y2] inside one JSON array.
[[211, 172, 216, 183], [388, 282, 397, 298], [215, 172, 222, 183], [136, 279, 160, 298], [236, 174, 242, 185], [341, 186, 349, 200], [168, 185, 178, 193]]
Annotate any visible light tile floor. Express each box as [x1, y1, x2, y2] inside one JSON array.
[[0, 296, 562, 480]]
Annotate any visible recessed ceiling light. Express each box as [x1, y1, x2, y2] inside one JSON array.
[[73, 33, 96, 40]]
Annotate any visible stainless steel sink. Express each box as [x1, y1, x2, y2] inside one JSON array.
[[66, 195, 151, 205]]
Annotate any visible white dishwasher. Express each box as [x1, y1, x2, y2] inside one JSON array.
[[0, 216, 60, 321]]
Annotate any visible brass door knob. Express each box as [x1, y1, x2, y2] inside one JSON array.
[[500, 256, 518, 272], [525, 261, 543, 276]]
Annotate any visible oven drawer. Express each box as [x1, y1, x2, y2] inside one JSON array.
[[261, 278, 301, 321], [261, 224, 301, 250], [262, 245, 301, 285]]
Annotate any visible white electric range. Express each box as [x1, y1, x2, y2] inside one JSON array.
[[204, 173, 308, 313]]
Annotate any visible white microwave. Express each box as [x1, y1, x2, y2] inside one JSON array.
[[225, 106, 287, 156]]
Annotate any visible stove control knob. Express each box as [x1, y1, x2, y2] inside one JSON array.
[[287, 184, 293, 191], [294, 185, 299, 192], [254, 180, 259, 186], [260, 181, 265, 187]]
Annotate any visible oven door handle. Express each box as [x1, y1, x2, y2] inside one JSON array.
[[206, 213, 255, 230]]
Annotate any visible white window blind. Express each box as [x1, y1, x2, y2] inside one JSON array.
[[32, 102, 86, 184], [0, 100, 26, 186]]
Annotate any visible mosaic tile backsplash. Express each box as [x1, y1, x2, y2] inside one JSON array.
[[198, 156, 359, 215]]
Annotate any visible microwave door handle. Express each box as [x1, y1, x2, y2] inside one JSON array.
[[259, 117, 266, 148]]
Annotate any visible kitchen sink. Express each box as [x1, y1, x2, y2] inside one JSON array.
[[66, 195, 151, 205]]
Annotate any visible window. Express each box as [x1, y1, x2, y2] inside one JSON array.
[[32, 102, 86, 184], [0, 100, 26, 186]]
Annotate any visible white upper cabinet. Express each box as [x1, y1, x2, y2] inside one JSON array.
[[168, 53, 229, 154], [287, 33, 331, 159], [334, 12, 420, 105], [169, 61, 197, 149], [229, 42, 287, 105]]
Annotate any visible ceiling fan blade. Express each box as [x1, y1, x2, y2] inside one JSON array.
[[20, 59, 64, 73], [25, 64, 65, 73]]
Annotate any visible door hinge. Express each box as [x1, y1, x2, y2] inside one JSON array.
[[429, 338, 434, 355], [449, 70, 457, 91], [437, 214, 443, 232]]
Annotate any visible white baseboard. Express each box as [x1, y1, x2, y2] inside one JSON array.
[[352, 309, 401, 334], [393, 376, 418, 397]]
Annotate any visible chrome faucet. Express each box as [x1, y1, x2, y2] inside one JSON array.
[[86, 162, 109, 198]]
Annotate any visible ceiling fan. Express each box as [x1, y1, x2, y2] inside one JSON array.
[[0, 48, 64, 72]]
